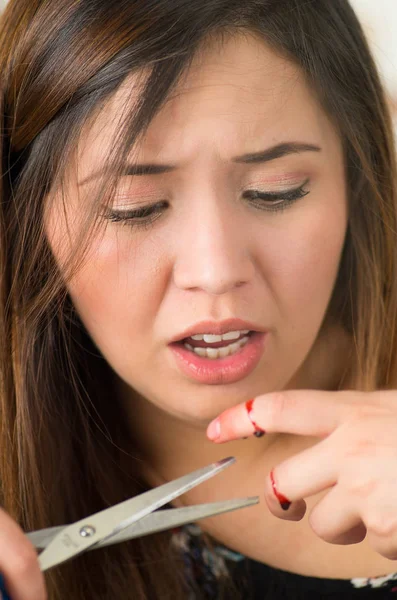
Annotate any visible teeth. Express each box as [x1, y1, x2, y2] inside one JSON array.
[[218, 345, 232, 358], [221, 331, 243, 341], [203, 334, 222, 343], [191, 346, 207, 357], [191, 330, 250, 343], [184, 336, 250, 359], [207, 347, 220, 358], [230, 339, 244, 354]]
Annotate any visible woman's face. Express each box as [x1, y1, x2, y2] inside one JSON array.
[[46, 33, 348, 425]]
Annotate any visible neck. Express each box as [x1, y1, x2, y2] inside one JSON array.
[[117, 379, 281, 490]]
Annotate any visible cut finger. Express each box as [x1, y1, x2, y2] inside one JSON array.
[[264, 470, 307, 521], [263, 435, 339, 516], [207, 390, 362, 443]]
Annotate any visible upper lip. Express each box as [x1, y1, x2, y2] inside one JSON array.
[[170, 318, 267, 343]]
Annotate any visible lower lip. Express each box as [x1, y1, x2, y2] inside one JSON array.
[[168, 332, 267, 385]]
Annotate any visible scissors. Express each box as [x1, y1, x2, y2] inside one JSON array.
[[0, 456, 258, 599]]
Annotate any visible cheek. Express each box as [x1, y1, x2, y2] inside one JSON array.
[[264, 200, 347, 319], [65, 231, 166, 339]]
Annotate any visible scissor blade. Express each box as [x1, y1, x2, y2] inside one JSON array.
[[38, 456, 235, 571], [98, 496, 259, 547], [28, 497, 259, 550]]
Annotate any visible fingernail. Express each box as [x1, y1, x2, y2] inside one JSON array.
[[270, 469, 291, 511], [246, 399, 265, 438], [207, 418, 221, 441]]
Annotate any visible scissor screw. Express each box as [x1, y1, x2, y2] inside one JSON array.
[[80, 525, 96, 538]]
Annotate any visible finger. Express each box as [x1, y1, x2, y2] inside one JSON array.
[[207, 390, 362, 443], [264, 435, 338, 516], [0, 508, 47, 600], [365, 514, 397, 560], [308, 485, 366, 545], [362, 489, 397, 561], [264, 470, 307, 521]]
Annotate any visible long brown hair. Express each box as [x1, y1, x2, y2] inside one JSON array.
[[0, 0, 396, 598]]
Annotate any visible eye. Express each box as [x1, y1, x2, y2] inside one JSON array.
[[102, 179, 311, 230], [243, 179, 310, 212], [102, 201, 168, 230]]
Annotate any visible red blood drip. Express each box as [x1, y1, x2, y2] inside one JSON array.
[[245, 399, 265, 437], [270, 469, 291, 511]]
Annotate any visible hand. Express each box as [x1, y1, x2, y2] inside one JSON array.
[[0, 507, 46, 599], [207, 389, 397, 560]]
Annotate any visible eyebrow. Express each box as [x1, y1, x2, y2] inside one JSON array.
[[79, 142, 322, 184]]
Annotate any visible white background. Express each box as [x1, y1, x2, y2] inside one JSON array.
[[350, 0, 397, 98]]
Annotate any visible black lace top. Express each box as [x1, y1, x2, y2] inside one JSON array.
[[172, 525, 397, 599]]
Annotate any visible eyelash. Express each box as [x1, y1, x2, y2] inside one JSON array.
[[104, 201, 168, 230], [103, 181, 310, 230], [243, 179, 310, 212]]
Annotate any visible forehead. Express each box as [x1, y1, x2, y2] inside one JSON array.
[[78, 32, 339, 169]]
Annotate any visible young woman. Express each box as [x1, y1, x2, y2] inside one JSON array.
[[1, 0, 397, 598]]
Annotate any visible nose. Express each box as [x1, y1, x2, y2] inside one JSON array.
[[172, 195, 256, 296]]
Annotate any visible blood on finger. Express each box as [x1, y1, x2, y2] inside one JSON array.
[[270, 469, 292, 511], [246, 399, 266, 438]]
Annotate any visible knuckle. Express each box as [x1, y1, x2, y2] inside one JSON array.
[[340, 418, 381, 459], [267, 392, 294, 426], [368, 538, 397, 561], [346, 478, 378, 499], [366, 513, 397, 539], [343, 406, 385, 432], [345, 438, 376, 459], [352, 404, 383, 418], [338, 469, 378, 498], [348, 407, 391, 434], [381, 548, 397, 561]]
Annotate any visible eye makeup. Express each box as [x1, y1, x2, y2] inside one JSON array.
[[243, 178, 310, 213], [103, 200, 168, 230], [102, 177, 311, 229]]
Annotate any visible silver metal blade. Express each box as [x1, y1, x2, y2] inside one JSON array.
[[97, 496, 259, 548], [28, 497, 259, 550], [27, 527, 64, 550], [38, 456, 235, 571]]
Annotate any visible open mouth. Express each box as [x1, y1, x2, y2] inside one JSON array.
[[169, 330, 267, 384], [177, 330, 254, 360]]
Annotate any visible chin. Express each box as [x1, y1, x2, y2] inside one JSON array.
[[167, 394, 240, 425]]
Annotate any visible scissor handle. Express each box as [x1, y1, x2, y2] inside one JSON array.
[[0, 574, 11, 600]]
